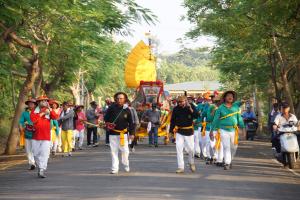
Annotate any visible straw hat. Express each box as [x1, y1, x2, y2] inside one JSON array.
[[25, 97, 37, 105], [36, 95, 49, 102]]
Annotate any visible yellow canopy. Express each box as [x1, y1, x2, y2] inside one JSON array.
[[125, 40, 156, 88]]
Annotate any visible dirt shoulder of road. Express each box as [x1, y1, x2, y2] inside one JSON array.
[[0, 140, 27, 171]]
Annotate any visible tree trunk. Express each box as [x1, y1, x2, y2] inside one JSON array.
[[0, 24, 40, 155], [281, 71, 295, 114], [272, 34, 295, 114], [254, 88, 264, 135], [5, 55, 39, 155], [70, 83, 80, 105], [269, 53, 280, 101]]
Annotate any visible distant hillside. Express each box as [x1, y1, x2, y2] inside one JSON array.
[[159, 47, 212, 68], [157, 47, 218, 84]]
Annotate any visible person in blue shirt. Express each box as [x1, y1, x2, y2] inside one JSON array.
[[242, 107, 256, 120]]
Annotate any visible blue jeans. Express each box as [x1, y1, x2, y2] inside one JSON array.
[[149, 127, 158, 145]]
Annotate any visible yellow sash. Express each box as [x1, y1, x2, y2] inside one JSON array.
[[201, 122, 207, 137], [224, 125, 239, 145], [19, 129, 25, 148], [215, 129, 221, 151], [219, 111, 241, 120], [112, 129, 128, 146], [174, 125, 194, 132]]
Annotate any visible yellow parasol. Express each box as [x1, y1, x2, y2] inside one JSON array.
[[125, 40, 156, 88]]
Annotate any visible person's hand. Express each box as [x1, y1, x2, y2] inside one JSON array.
[[44, 108, 50, 115], [19, 126, 25, 132], [129, 135, 135, 140], [209, 131, 214, 139]]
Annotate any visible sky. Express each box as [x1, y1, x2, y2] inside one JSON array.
[[116, 0, 215, 54]]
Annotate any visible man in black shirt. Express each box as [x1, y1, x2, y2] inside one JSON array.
[[170, 96, 198, 173], [104, 92, 134, 174]]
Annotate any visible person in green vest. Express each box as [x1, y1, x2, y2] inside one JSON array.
[[202, 99, 218, 165], [19, 98, 37, 170], [198, 99, 210, 159], [193, 102, 203, 158], [210, 91, 245, 170]]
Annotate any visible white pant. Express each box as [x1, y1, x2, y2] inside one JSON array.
[[25, 139, 35, 166], [199, 129, 209, 158], [194, 129, 201, 155], [206, 131, 216, 159], [51, 132, 59, 153], [216, 142, 224, 163], [74, 129, 84, 148], [221, 129, 237, 165], [176, 133, 194, 169], [109, 134, 129, 172], [31, 140, 51, 171]]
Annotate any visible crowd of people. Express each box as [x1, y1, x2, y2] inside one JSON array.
[[18, 90, 297, 178]]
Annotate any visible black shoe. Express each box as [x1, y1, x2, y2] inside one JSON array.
[[29, 165, 36, 170], [51, 151, 56, 156], [155, 144, 158, 148], [205, 158, 211, 165]]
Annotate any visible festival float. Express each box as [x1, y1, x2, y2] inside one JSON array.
[[124, 37, 171, 144]]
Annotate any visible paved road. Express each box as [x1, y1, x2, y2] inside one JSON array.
[[0, 140, 299, 200]]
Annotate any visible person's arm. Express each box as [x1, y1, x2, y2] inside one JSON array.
[[190, 103, 198, 118], [169, 108, 176, 133], [273, 115, 280, 131], [104, 106, 112, 122], [211, 108, 221, 132], [19, 112, 26, 127], [50, 110, 59, 120], [127, 109, 134, 136], [251, 112, 257, 119], [30, 110, 40, 124], [237, 113, 245, 128]]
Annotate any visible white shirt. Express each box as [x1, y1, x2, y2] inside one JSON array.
[[274, 113, 298, 127]]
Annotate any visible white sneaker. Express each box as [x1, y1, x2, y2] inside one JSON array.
[[124, 166, 130, 172], [110, 171, 118, 174]]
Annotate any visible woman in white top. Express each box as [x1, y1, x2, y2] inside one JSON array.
[[272, 102, 298, 153]]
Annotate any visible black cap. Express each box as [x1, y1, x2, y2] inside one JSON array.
[[90, 101, 97, 106], [281, 102, 290, 109]]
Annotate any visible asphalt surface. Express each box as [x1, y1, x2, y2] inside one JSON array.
[[0, 139, 300, 200]]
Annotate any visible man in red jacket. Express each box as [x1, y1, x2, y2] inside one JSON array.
[[30, 95, 58, 178]]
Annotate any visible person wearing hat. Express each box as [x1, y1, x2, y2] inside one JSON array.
[[210, 91, 245, 170], [143, 103, 161, 147], [104, 92, 134, 174], [202, 100, 218, 165], [74, 105, 87, 150], [19, 97, 37, 170], [170, 95, 198, 173], [49, 100, 60, 155], [272, 102, 298, 156], [58, 101, 75, 156], [30, 95, 59, 178], [86, 101, 101, 147]]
